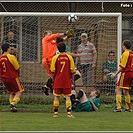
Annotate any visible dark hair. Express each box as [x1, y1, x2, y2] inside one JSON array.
[[57, 42, 66, 52], [56, 37, 63, 44], [2, 43, 10, 53], [123, 40, 131, 49], [95, 89, 100, 98], [108, 51, 115, 56]]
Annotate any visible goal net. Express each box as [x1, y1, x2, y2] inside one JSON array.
[[0, 12, 122, 111]]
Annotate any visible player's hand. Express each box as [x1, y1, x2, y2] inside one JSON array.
[[76, 54, 82, 57], [65, 28, 75, 37], [104, 69, 110, 74], [111, 73, 116, 79], [92, 63, 96, 68]]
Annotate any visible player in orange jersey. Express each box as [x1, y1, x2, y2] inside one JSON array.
[[111, 40, 132, 112], [42, 29, 75, 95], [0, 43, 24, 112], [50, 42, 76, 118], [42, 30, 66, 95]]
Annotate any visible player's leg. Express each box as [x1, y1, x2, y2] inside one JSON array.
[[53, 95, 60, 117], [9, 93, 14, 105], [10, 78, 24, 112], [46, 77, 53, 93], [3, 78, 24, 112], [123, 73, 133, 112], [77, 89, 88, 103], [113, 73, 125, 112], [2, 78, 13, 104], [70, 90, 78, 110], [65, 95, 75, 118], [123, 89, 132, 112], [53, 88, 62, 117], [71, 90, 80, 110], [42, 58, 51, 76], [113, 88, 122, 112], [74, 70, 81, 81], [10, 92, 23, 112], [64, 88, 75, 118], [72, 70, 81, 90], [42, 58, 53, 95]]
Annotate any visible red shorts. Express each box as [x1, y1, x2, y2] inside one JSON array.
[[53, 88, 72, 96], [2, 78, 24, 94], [117, 72, 133, 89]]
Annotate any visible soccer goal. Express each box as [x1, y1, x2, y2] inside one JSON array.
[[0, 12, 122, 111]]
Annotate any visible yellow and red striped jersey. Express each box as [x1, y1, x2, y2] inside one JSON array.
[[120, 49, 133, 72], [0, 53, 20, 78], [50, 52, 76, 88]]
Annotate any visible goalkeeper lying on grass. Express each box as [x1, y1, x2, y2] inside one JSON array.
[[71, 89, 101, 112]]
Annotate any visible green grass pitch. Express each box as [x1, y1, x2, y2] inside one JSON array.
[[0, 104, 133, 132]]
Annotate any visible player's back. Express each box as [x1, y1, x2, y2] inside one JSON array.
[[51, 53, 75, 88], [42, 34, 59, 59], [121, 50, 133, 72], [0, 54, 19, 78]]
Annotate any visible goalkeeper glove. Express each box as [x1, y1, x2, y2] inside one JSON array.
[[64, 28, 75, 38]]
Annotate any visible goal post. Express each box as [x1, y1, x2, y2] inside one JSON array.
[[0, 12, 122, 111], [0, 12, 122, 66]]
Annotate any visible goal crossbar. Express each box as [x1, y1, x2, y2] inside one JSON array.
[[0, 12, 122, 81], [0, 12, 122, 17]]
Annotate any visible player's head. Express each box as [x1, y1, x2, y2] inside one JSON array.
[[107, 51, 115, 61], [7, 31, 14, 40], [90, 89, 100, 98], [56, 37, 63, 44], [122, 40, 131, 50], [80, 33, 88, 43], [2, 43, 11, 54], [95, 89, 100, 98], [57, 42, 66, 52], [108, 51, 115, 56], [43, 30, 52, 37]]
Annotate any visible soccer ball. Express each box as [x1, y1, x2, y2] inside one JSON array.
[[68, 14, 78, 23]]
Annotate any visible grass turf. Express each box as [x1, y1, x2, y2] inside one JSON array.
[[0, 104, 133, 132]]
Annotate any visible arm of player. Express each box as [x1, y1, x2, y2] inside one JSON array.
[[9, 55, 20, 76], [111, 67, 123, 79], [92, 52, 97, 68], [90, 98, 99, 111], [75, 56, 80, 68], [45, 33, 64, 41], [103, 69, 110, 74], [16, 68, 20, 76], [67, 52, 82, 57]]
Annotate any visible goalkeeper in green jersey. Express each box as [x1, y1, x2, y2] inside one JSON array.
[[71, 89, 101, 112]]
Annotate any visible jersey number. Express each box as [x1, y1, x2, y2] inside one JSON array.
[[2, 62, 6, 72], [60, 62, 65, 72]]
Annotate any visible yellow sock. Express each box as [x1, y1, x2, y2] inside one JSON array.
[[116, 94, 122, 109], [11, 97, 20, 105], [125, 95, 131, 110], [66, 100, 72, 115], [53, 100, 59, 115], [9, 98, 13, 104]]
